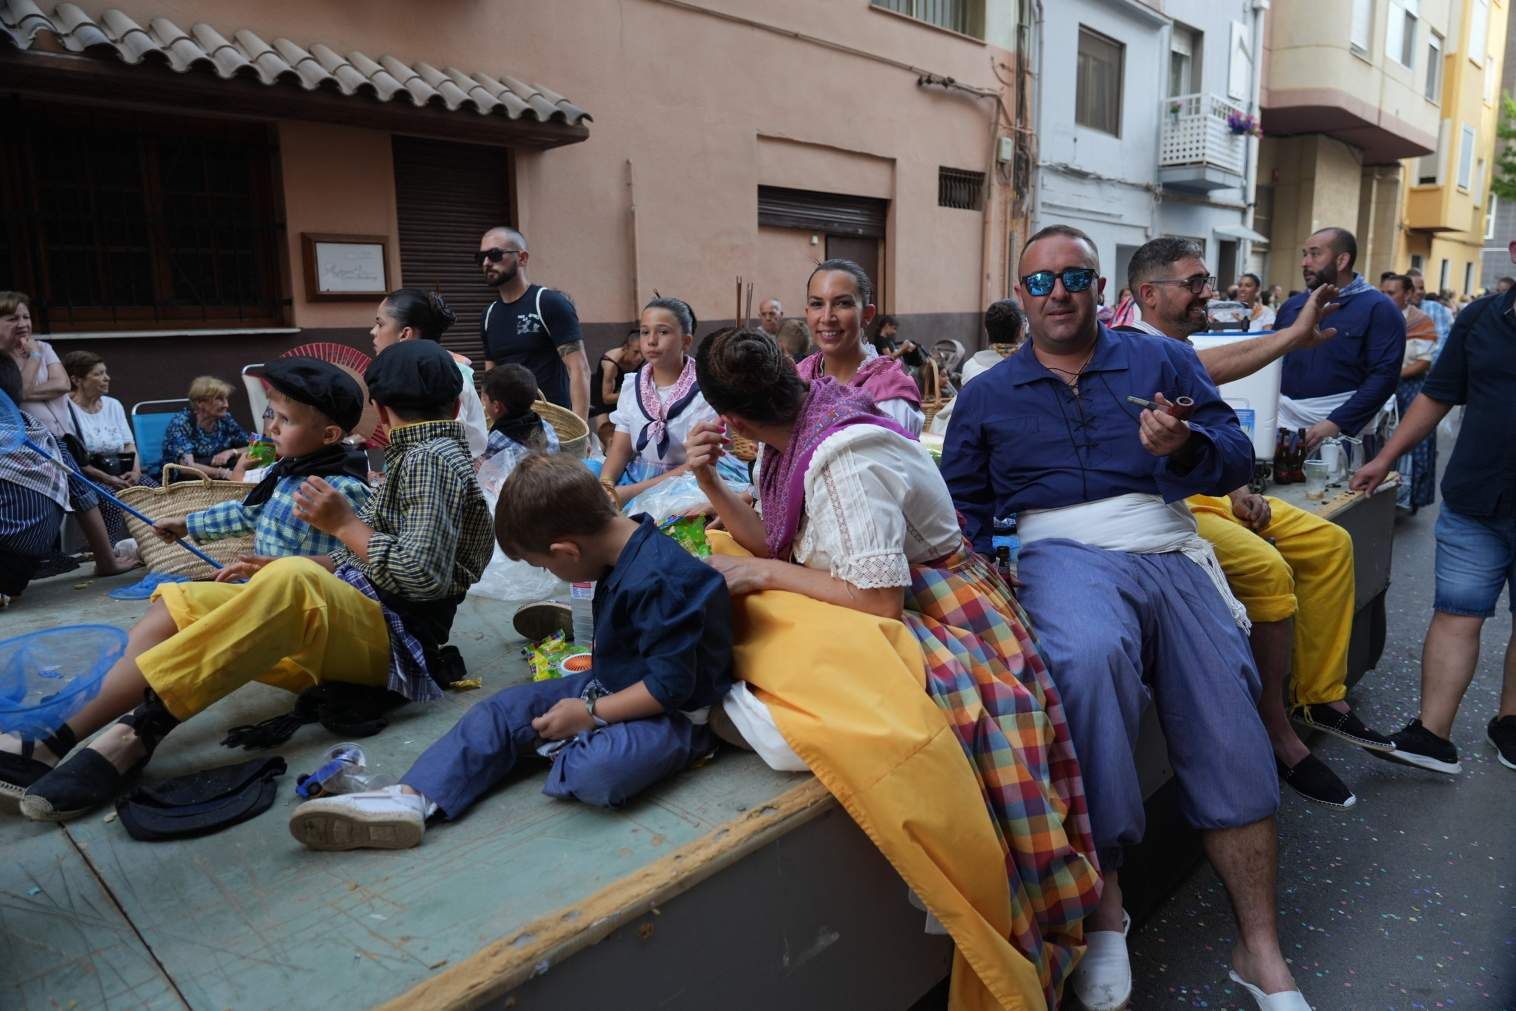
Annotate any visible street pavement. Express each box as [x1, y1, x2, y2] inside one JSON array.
[[1131, 453, 1516, 1009]]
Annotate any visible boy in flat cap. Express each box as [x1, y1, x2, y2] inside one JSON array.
[[151, 357, 372, 577], [5, 342, 493, 820]]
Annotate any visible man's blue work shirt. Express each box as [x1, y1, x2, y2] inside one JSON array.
[[1274, 280, 1406, 435], [1419, 288, 1516, 520], [941, 325, 1255, 555], [591, 515, 733, 711]]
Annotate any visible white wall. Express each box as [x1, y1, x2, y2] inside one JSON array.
[[1155, 0, 1258, 266], [1035, 0, 1168, 276]]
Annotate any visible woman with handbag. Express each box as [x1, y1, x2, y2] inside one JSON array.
[[63, 351, 158, 543]]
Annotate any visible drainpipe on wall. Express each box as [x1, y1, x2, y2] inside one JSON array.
[[1030, 0, 1045, 240], [917, 73, 1013, 319], [1241, 0, 1271, 271]]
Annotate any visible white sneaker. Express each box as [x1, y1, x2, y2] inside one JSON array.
[[289, 785, 426, 851], [1071, 913, 1131, 1010]]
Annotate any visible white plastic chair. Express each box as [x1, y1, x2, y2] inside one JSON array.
[[242, 365, 269, 436]]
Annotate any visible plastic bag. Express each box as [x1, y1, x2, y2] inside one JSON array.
[[1438, 405, 1460, 441], [468, 472, 568, 603], [623, 467, 750, 523]]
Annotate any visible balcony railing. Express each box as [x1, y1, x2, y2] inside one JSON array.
[[1159, 93, 1249, 192]]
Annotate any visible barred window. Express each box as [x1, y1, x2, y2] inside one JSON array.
[[938, 167, 986, 211], [871, 0, 984, 39], [1, 100, 285, 332]]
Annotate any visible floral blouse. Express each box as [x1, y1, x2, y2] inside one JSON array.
[[161, 408, 248, 465]]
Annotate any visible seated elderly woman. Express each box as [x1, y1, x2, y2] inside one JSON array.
[[62, 351, 158, 544], [683, 328, 1098, 1008], [161, 376, 250, 481]]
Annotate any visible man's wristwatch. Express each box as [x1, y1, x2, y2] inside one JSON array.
[[582, 694, 608, 728]]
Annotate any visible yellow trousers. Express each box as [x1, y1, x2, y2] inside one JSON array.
[[1188, 495, 1355, 706], [139, 557, 392, 720]]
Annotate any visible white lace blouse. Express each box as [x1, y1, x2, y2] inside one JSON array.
[[729, 423, 962, 773], [758, 424, 962, 588]]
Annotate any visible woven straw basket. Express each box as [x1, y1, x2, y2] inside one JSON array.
[[119, 465, 253, 579], [534, 400, 589, 458], [729, 433, 759, 463]]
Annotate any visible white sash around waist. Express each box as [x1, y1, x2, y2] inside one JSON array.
[[1278, 392, 1353, 432], [1018, 493, 1251, 631]]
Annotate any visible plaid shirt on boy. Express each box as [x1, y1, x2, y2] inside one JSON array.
[[187, 475, 372, 558], [331, 419, 493, 602]]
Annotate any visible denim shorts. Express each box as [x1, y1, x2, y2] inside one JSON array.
[[1434, 508, 1516, 617]]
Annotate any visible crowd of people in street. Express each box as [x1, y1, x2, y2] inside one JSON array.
[[3, 213, 1515, 1011]]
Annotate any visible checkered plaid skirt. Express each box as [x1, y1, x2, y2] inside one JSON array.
[[904, 541, 1100, 1005]]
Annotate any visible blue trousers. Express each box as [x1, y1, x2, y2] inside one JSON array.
[[1015, 541, 1279, 865], [402, 672, 713, 817]]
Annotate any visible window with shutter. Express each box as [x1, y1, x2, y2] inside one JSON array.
[[392, 136, 513, 365]]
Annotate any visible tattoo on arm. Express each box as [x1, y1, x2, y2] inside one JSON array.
[[558, 340, 586, 361]]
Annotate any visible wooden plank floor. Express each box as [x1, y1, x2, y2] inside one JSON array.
[[1, 571, 804, 1010]]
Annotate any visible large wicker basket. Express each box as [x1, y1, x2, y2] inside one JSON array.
[[118, 465, 253, 579], [535, 400, 589, 458]]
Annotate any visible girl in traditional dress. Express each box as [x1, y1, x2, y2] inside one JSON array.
[[600, 297, 742, 504], [794, 259, 924, 436], [684, 327, 1099, 1008]]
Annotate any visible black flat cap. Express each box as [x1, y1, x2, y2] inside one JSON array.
[[364, 341, 464, 412], [253, 357, 364, 432]]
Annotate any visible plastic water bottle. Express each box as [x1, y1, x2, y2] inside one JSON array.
[[296, 743, 394, 798], [570, 581, 596, 645]]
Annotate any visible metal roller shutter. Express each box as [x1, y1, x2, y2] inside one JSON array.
[[392, 135, 513, 365], [757, 186, 888, 239]]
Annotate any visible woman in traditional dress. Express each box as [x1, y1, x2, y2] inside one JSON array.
[[794, 259, 924, 436], [684, 327, 1098, 1009], [1379, 273, 1438, 512]]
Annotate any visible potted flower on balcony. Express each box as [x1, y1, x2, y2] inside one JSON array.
[[1226, 109, 1262, 137]]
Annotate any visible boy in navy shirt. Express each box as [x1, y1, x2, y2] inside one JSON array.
[[290, 453, 732, 849]]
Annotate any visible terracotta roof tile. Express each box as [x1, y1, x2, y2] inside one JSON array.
[[0, 1, 591, 125]]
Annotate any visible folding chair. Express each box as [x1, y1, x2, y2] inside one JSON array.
[[242, 365, 269, 436], [131, 398, 190, 475]]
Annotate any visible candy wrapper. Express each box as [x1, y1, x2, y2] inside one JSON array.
[[524, 631, 591, 682], [658, 515, 711, 558]]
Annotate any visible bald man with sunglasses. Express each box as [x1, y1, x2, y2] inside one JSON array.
[[941, 225, 1309, 1010]]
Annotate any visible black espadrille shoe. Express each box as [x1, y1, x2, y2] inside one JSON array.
[[21, 689, 179, 822], [0, 725, 78, 813], [1276, 754, 1356, 809], [1294, 703, 1395, 753]]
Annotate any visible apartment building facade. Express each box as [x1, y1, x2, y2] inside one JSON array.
[[1034, 0, 1267, 296], [1256, 0, 1453, 290], [1, 0, 1029, 411], [1400, 0, 1509, 296], [1480, 7, 1516, 288]]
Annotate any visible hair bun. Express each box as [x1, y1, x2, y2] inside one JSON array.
[[428, 290, 457, 327]]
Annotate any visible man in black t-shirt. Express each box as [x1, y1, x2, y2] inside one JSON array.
[[478, 226, 590, 420], [1353, 237, 1516, 776]]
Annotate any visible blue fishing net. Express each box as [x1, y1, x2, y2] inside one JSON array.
[[0, 625, 128, 736]]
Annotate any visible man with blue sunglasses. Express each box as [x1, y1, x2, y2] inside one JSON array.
[[942, 225, 1309, 1010]]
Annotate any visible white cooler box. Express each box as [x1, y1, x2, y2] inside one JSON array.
[[1190, 331, 1281, 460]]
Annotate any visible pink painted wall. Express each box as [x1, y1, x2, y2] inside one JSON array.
[[277, 121, 400, 329], [61, 0, 1019, 338]]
